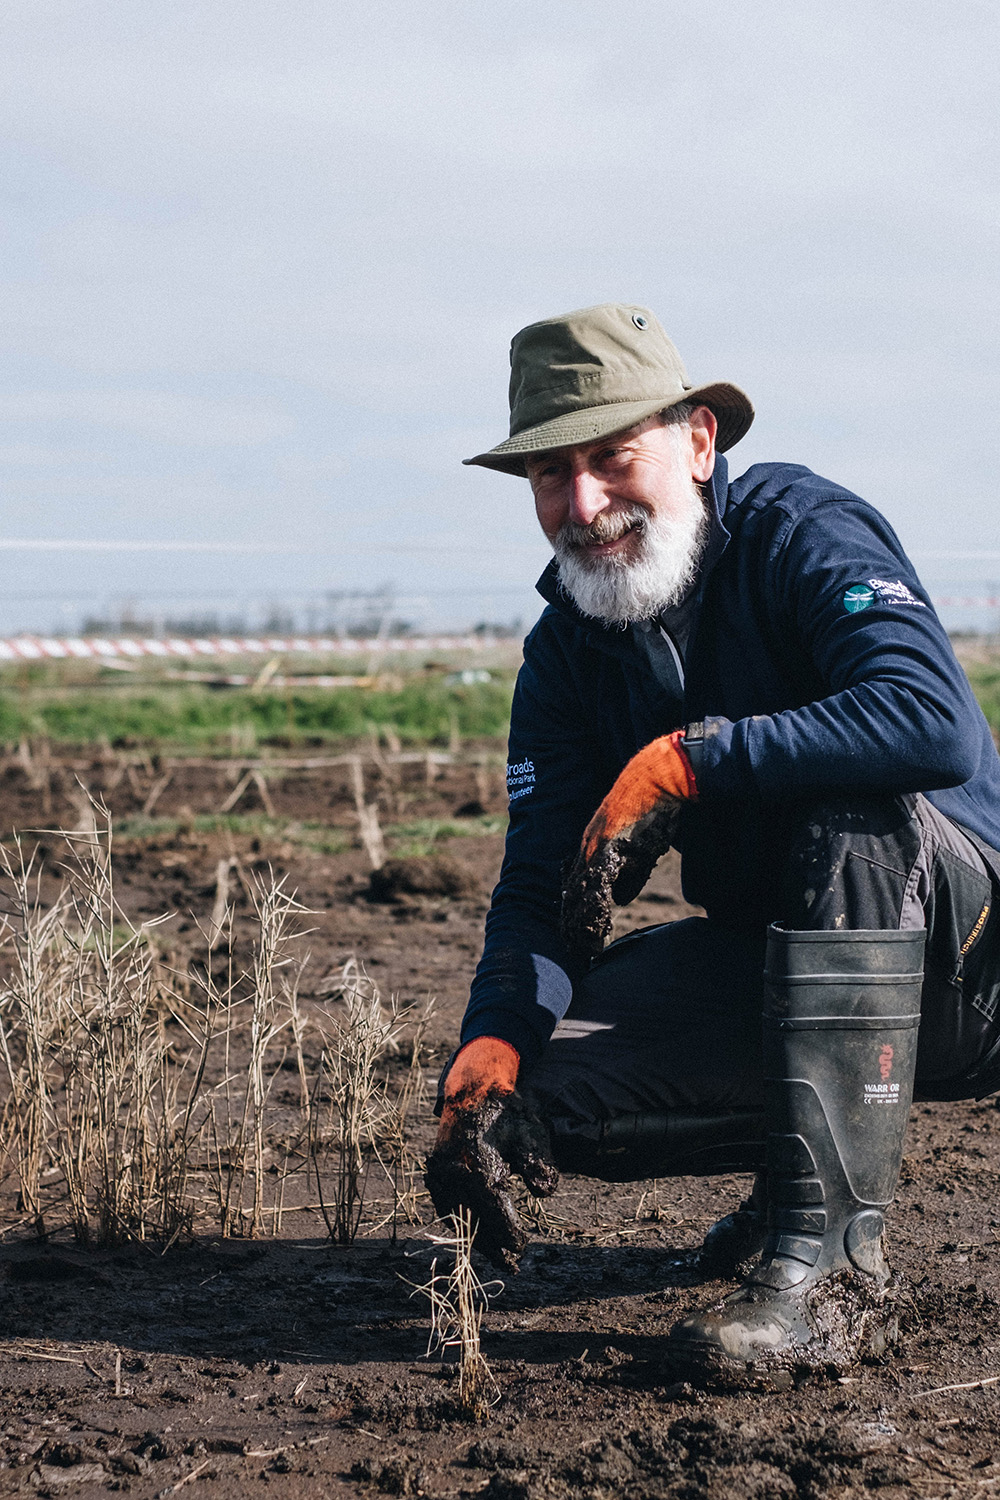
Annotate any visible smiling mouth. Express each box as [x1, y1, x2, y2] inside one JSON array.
[[579, 519, 644, 554]]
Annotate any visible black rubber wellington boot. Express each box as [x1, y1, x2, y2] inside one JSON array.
[[699, 1172, 768, 1277], [667, 926, 924, 1382]]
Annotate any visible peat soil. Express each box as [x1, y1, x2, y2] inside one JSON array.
[[0, 753, 998, 1496]]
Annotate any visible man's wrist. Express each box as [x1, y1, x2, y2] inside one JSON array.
[[682, 721, 705, 782]]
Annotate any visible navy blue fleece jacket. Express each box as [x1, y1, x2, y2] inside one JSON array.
[[461, 455, 1000, 1069]]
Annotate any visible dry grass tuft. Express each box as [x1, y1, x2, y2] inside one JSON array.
[[0, 801, 187, 1246], [310, 959, 413, 1245], [0, 798, 434, 1247], [408, 1208, 501, 1420]]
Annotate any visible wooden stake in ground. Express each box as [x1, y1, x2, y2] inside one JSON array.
[[251, 656, 282, 692], [349, 758, 385, 870], [448, 710, 462, 757], [219, 768, 275, 817], [208, 858, 236, 950], [142, 770, 173, 816]]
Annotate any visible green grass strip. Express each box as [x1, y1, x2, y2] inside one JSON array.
[[0, 678, 515, 750]]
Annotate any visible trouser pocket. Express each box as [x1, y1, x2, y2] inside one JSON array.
[[923, 846, 992, 987]]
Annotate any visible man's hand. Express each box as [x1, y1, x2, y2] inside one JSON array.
[[561, 730, 697, 960], [424, 1037, 559, 1271]]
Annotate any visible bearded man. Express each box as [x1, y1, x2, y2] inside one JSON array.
[[425, 303, 1000, 1381]]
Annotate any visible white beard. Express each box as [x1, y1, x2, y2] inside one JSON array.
[[553, 480, 709, 625]]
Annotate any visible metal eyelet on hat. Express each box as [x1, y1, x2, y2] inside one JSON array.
[[632, 314, 648, 329]]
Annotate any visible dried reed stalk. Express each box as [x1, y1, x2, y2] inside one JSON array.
[[0, 842, 68, 1234], [312, 959, 407, 1245], [198, 871, 309, 1236], [0, 798, 429, 1248], [0, 799, 196, 1246], [371, 997, 435, 1238], [408, 1209, 500, 1420], [245, 874, 304, 1233]]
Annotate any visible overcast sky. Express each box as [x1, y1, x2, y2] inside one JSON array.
[[2, 0, 998, 634]]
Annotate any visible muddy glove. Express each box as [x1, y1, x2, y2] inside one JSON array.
[[561, 729, 697, 961], [424, 1037, 559, 1271]]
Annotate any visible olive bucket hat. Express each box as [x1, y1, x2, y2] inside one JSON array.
[[463, 302, 754, 476]]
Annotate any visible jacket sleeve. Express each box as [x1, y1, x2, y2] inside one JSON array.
[[459, 618, 612, 1072], [698, 497, 985, 799]]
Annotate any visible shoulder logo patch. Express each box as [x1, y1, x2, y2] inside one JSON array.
[[867, 576, 925, 607], [843, 578, 926, 613], [843, 584, 874, 613]]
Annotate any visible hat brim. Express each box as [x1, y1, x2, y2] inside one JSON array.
[[463, 383, 754, 476]]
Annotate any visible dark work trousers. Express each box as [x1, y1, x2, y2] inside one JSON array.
[[522, 794, 1000, 1146]]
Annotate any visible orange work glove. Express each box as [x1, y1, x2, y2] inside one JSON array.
[[561, 730, 697, 960], [425, 1036, 558, 1270], [439, 1036, 519, 1125]]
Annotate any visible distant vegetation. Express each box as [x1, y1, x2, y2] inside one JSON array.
[[0, 660, 517, 751], [7, 642, 1000, 754]]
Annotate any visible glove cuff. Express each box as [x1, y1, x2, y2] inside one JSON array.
[[663, 728, 699, 799], [445, 1035, 520, 1104]]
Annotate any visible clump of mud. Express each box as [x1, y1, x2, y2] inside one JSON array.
[[368, 855, 480, 902], [351, 1454, 427, 1494], [464, 1415, 911, 1500]]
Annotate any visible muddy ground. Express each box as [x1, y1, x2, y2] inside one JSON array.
[[0, 750, 998, 1497]]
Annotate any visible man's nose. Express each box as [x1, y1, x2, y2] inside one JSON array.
[[566, 468, 609, 527]]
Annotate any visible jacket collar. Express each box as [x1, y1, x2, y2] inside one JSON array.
[[534, 453, 731, 654]]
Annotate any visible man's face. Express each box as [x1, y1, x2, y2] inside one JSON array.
[[524, 407, 718, 623]]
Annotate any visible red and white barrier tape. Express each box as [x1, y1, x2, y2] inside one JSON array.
[[0, 634, 494, 662], [1, 600, 998, 663]]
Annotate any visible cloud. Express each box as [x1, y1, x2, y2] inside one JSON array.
[[0, 390, 295, 446], [0, 0, 996, 632]]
